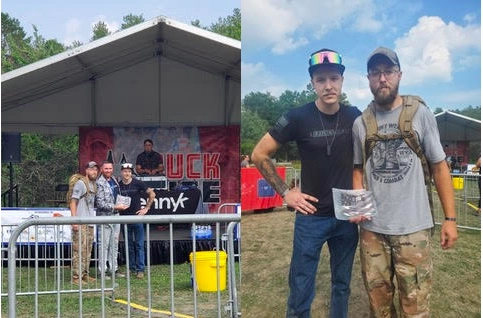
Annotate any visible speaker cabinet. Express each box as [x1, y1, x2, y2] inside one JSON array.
[[2, 133, 21, 163]]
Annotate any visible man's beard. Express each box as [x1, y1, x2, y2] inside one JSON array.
[[371, 83, 399, 107]]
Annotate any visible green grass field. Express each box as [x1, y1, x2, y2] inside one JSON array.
[[241, 208, 481, 318], [2, 262, 239, 317]]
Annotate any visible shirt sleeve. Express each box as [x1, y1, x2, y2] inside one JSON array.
[[71, 180, 86, 200], [417, 105, 446, 164], [352, 116, 365, 165], [268, 111, 295, 144]]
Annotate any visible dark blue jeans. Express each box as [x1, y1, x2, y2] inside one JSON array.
[[286, 214, 358, 318], [126, 223, 145, 273]]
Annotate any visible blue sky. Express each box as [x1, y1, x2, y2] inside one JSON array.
[[2, 0, 239, 47], [242, 0, 481, 111]]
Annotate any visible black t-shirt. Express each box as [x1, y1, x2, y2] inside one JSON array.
[[136, 151, 163, 170], [269, 102, 361, 216], [118, 178, 149, 215]]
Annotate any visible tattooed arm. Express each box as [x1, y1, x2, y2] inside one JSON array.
[[251, 133, 317, 214], [251, 133, 289, 195]]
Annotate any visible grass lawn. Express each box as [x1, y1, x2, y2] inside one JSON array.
[[2, 261, 239, 317], [241, 208, 481, 318]]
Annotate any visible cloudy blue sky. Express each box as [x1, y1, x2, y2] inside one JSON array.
[[242, 0, 481, 111], [2, 0, 239, 47]]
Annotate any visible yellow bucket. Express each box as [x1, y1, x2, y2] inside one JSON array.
[[452, 177, 464, 190], [189, 251, 227, 292]]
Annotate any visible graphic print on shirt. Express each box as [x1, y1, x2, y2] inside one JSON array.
[[369, 123, 415, 184]]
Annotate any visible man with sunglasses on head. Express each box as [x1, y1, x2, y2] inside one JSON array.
[[118, 163, 156, 279], [96, 160, 129, 280], [352, 47, 457, 317], [251, 48, 361, 318]]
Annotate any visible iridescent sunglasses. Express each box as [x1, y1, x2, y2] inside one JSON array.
[[309, 50, 343, 66]]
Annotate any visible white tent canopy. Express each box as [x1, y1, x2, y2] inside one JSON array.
[[435, 110, 481, 142], [2, 16, 241, 134]]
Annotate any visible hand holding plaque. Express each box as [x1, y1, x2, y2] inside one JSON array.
[[116, 195, 131, 207], [332, 188, 377, 220]]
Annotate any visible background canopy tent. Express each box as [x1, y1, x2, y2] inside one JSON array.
[[435, 110, 481, 142], [2, 16, 241, 134]]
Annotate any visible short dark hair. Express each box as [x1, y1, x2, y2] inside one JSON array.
[[144, 139, 153, 145]]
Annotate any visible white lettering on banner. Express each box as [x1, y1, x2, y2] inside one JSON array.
[[143, 193, 190, 212]]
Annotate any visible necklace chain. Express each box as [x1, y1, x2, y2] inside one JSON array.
[[121, 179, 133, 196], [317, 107, 340, 156]]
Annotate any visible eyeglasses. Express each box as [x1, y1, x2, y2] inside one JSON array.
[[368, 69, 399, 80], [121, 163, 133, 169], [309, 51, 342, 67]]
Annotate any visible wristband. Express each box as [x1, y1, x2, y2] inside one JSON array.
[[281, 189, 289, 198], [444, 217, 457, 221]]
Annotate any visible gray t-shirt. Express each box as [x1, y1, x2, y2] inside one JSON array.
[[71, 179, 96, 225], [352, 103, 446, 235]]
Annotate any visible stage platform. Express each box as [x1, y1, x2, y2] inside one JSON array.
[[118, 224, 236, 265]]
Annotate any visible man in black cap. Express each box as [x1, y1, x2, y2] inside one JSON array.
[[251, 48, 361, 318], [352, 47, 457, 317], [70, 161, 98, 286]]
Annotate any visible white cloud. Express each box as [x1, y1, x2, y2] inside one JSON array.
[[441, 89, 481, 106], [463, 13, 476, 24], [343, 71, 373, 108], [394, 16, 481, 86], [242, 0, 382, 55], [63, 18, 83, 46], [62, 15, 122, 45], [241, 62, 291, 97], [242, 0, 303, 54]]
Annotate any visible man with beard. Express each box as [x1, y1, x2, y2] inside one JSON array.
[[351, 47, 457, 317], [70, 161, 99, 286], [135, 139, 164, 176], [96, 161, 129, 279]]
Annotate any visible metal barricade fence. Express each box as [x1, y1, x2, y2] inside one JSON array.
[[2, 213, 241, 318], [285, 169, 480, 230], [433, 173, 481, 230]]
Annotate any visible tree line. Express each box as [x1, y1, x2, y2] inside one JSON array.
[[241, 89, 481, 163]]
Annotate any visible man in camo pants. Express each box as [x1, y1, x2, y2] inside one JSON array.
[[352, 47, 457, 317]]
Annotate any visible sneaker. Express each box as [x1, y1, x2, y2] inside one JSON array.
[[72, 277, 85, 286], [136, 272, 144, 279], [100, 272, 111, 280], [115, 271, 126, 278], [82, 275, 96, 283]]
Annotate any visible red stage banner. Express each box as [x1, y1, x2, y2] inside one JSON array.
[[79, 126, 240, 212], [241, 167, 285, 212]]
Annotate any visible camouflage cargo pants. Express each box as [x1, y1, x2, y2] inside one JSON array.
[[360, 228, 432, 318], [72, 225, 95, 278]]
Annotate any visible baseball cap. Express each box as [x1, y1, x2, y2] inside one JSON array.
[[308, 49, 345, 76], [367, 47, 400, 72], [121, 163, 134, 171], [86, 161, 98, 169]]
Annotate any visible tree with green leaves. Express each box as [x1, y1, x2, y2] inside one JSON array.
[[191, 8, 240, 40], [1, 12, 30, 72], [121, 14, 145, 29], [91, 21, 111, 41]]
